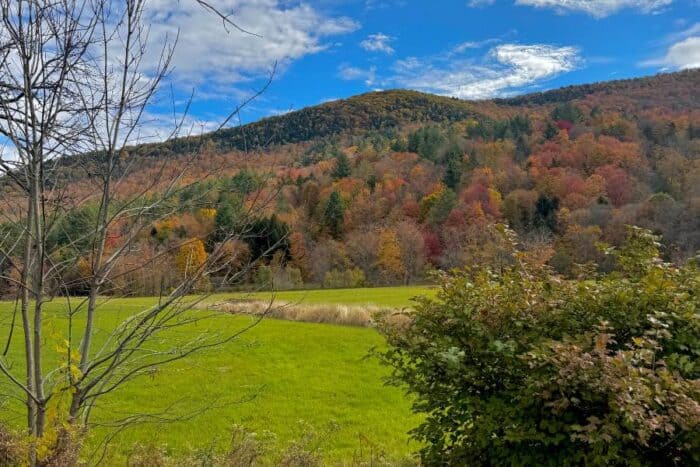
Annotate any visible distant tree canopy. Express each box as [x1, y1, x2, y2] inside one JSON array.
[[467, 115, 532, 141]]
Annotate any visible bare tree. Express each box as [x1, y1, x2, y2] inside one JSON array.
[[0, 0, 99, 442], [0, 1, 283, 463]]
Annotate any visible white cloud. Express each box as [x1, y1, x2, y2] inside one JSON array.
[[268, 107, 294, 116], [641, 22, 700, 70], [452, 38, 501, 54], [365, 0, 407, 10], [643, 37, 700, 69], [514, 0, 672, 17], [338, 64, 377, 86], [360, 33, 395, 54], [467, 0, 496, 7], [142, 0, 359, 86], [391, 43, 580, 99]]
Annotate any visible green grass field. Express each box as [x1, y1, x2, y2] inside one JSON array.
[[0, 286, 431, 463], [215, 285, 436, 307]]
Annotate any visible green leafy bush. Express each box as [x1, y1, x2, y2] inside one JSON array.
[[379, 226, 699, 466], [323, 268, 366, 289]]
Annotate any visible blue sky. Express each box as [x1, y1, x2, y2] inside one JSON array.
[[6, 0, 700, 146], [168, 0, 696, 129]]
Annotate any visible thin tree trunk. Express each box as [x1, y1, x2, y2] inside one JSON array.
[[20, 195, 36, 436], [30, 159, 46, 437]]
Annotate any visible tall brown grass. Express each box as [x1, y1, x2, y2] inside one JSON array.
[[203, 299, 400, 328]]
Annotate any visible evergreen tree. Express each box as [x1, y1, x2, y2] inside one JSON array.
[[332, 152, 351, 179], [551, 102, 583, 123], [366, 174, 377, 193], [543, 121, 559, 140], [408, 126, 446, 161], [215, 204, 236, 234], [514, 135, 530, 162], [534, 195, 559, 232], [443, 148, 463, 189], [426, 189, 457, 226], [323, 191, 345, 238], [245, 215, 290, 261], [391, 137, 408, 152]]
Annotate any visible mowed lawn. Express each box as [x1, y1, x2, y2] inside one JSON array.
[[0, 286, 431, 463]]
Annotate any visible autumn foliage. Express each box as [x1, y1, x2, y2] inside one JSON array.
[[378, 227, 700, 465], [1, 70, 698, 295]]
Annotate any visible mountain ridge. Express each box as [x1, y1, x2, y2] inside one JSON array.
[[131, 69, 699, 159]]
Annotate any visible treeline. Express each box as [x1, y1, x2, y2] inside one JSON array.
[[496, 69, 700, 109]]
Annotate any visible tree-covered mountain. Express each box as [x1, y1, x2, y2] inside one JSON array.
[[131, 89, 495, 158], [2, 69, 699, 295], [134, 69, 699, 159]]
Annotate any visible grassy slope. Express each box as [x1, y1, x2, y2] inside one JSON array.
[[0, 287, 429, 463]]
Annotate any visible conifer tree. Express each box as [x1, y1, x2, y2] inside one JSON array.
[[323, 191, 345, 238]]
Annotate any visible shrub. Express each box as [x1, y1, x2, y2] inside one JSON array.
[[379, 226, 700, 466], [222, 424, 276, 466], [124, 422, 337, 466], [0, 424, 24, 466], [323, 268, 365, 289]]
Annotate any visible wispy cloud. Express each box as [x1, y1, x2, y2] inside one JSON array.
[[268, 107, 295, 117], [365, 0, 407, 10], [394, 44, 580, 99], [338, 64, 378, 86], [340, 43, 580, 100], [451, 38, 502, 54], [360, 33, 396, 54], [467, 0, 496, 7], [513, 0, 672, 17]]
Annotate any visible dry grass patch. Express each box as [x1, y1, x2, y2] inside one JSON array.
[[0, 425, 23, 466], [204, 299, 410, 328]]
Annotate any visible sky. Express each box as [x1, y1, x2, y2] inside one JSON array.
[[152, 0, 699, 133], [3, 0, 700, 147]]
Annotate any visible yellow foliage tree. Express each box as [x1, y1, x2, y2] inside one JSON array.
[[175, 238, 208, 279], [376, 229, 405, 283]]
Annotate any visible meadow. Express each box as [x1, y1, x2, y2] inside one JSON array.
[[0, 286, 433, 463], [219, 286, 435, 307]]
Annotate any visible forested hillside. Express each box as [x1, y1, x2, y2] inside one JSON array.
[[2, 70, 698, 295], [128, 89, 494, 158]]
